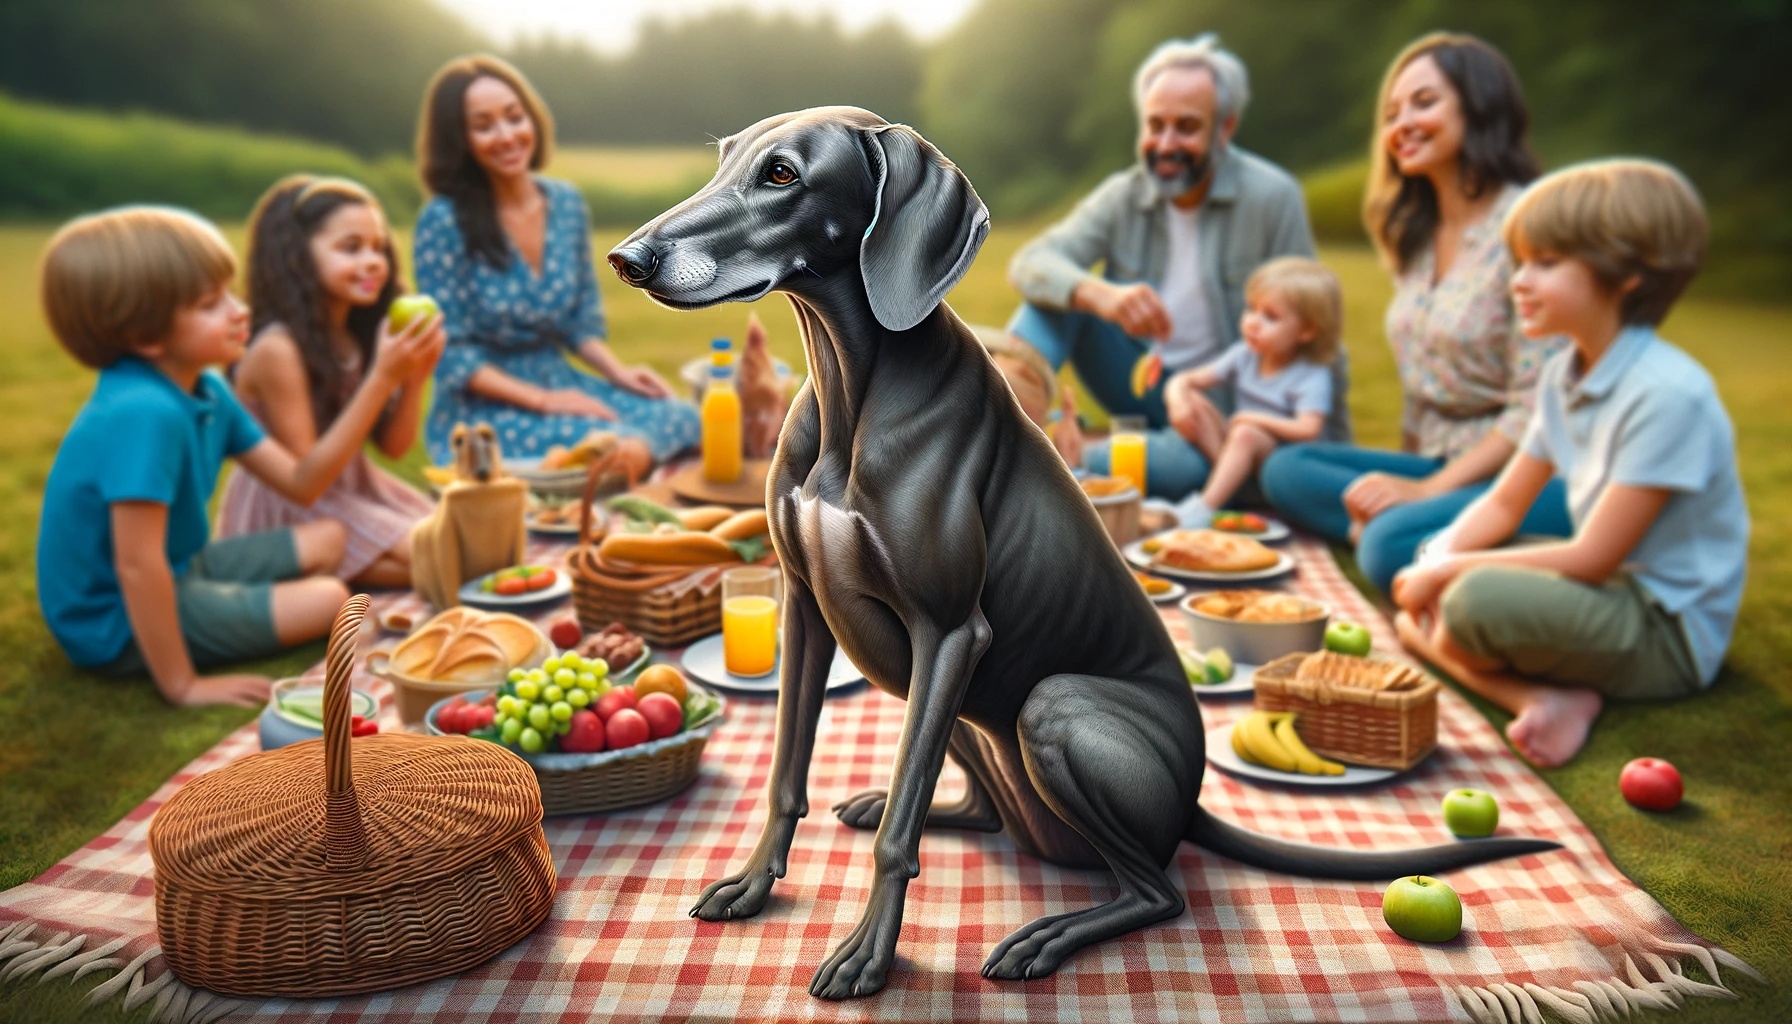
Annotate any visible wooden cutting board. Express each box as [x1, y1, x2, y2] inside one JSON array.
[[665, 459, 771, 507]]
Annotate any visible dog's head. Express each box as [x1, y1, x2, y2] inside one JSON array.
[[451, 421, 501, 483], [608, 107, 989, 332]]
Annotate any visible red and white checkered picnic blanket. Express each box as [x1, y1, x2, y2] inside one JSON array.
[[0, 535, 1757, 1024]]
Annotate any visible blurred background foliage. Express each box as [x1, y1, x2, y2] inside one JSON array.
[[0, 0, 1786, 295]]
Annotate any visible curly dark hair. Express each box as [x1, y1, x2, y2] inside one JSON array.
[[1364, 33, 1540, 273], [416, 53, 555, 269], [243, 175, 401, 430]]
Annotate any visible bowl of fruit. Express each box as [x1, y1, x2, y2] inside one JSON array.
[[426, 654, 725, 816]]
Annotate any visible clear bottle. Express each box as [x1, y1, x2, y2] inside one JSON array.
[[702, 340, 743, 483]]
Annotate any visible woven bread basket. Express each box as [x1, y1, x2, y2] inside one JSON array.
[[426, 683, 726, 816], [147, 596, 556, 998], [567, 460, 770, 647], [1252, 651, 1440, 770]]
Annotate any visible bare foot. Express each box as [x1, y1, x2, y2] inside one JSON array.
[[1506, 688, 1602, 768]]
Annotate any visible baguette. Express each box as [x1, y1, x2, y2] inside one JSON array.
[[676, 505, 736, 531], [711, 508, 770, 541], [598, 531, 743, 565]]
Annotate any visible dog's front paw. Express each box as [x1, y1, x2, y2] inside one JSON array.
[[690, 866, 776, 922], [831, 789, 887, 830], [981, 911, 1081, 980], [809, 910, 902, 999]]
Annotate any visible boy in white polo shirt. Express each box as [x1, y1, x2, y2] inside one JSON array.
[[1389, 158, 1745, 768]]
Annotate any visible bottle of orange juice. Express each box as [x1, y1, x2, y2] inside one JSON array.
[[702, 340, 743, 483]]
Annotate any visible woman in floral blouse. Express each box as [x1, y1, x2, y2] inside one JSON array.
[[413, 55, 699, 466], [1261, 33, 1571, 593]]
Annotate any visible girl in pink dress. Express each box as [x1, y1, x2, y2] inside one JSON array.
[[216, 175, 446, 586]]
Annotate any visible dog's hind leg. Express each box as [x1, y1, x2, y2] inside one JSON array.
[[809, 609, 992, 999], [691, 570, 838, 922], [982, 673, 1198, 981], [832, 720, 1003, 832]]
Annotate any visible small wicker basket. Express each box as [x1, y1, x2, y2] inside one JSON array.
[[148, 596, 556, 998], [567, 460, 769, 647], [1252, 652, 1440, 770], [425, 685, 726, 816]]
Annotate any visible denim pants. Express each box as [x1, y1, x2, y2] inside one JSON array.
[[1259, 442, 1574, 595], [1006, 302, 1224, 499]]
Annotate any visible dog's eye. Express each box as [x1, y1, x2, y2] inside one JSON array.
[[766, 162, 798, 186]]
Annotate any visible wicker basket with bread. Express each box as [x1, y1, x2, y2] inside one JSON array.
[[367, 606, 552, 723], [1252, 651, 1439, 770]]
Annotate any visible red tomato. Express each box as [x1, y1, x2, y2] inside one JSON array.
[[495, 576, 530, 596], [636, 692, 684, 739], [526, 569, 557, 591], [605, 708, 650, 750], [549, 617, 584, 649], [438, 704, 462, 733]]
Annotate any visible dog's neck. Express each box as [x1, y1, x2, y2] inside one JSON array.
[[783, 276, 957, 452]]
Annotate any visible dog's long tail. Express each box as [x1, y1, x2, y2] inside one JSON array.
[[1184, 806, 1560, 880]]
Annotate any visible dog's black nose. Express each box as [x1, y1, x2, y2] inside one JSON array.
[[607, 242, 659, 285]]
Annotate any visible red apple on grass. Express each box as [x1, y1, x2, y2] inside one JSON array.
[[1382, 875, 1462, 943], [1441, 789, 1499, 838], [1620, 757, 1683, 811]]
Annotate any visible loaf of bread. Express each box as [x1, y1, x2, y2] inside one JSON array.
[[391, 607, 543, 684], [1294, 650, 1427, 692]]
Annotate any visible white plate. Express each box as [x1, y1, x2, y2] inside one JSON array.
[[459, 568, 573, 611], [505, 456, 603, 497], [1203, 725, 1402, 787], [681, 633, 865, 696], [1145, 579, 1188, 605], [1210, 516, 1291, 543], [1123, 540, 1297, 584], [1187, 661, 1259, 698]]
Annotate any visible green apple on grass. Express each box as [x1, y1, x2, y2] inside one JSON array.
[[1441, 788, 1499, 838], [387, 294, 440, 331], [1382, 875, 1462, 942], [1324, 619, 1373, 657]]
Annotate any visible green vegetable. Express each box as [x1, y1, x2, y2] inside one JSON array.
[[1205, 647, 1234, 684], [727, 537, 770, 562], [607, 495, 684, 526], [683, 693, 722, 728]]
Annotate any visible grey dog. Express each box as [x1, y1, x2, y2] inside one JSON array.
[[608, 107, 1558, 1000]]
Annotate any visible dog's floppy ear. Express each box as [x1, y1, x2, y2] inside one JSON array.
[[859, 124, 990, 332]]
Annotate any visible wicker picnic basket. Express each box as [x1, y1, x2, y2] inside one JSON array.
[[567, 459, 771, 647], [147, 596, 557, 998], [1252, 651, 1440, 770]]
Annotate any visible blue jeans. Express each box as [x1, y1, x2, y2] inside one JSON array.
[[1259, 443, 1574, 595], [1008, 302, 1224, 499]]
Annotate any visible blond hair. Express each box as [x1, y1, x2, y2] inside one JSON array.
[[1504, 159, 1707, 325], [1245, 257, 1342, 364], [40, 206, 237, 368]]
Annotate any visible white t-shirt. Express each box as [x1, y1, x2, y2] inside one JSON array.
[[1157, 205, 1217, 370]]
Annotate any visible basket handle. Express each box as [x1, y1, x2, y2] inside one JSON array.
[[577, 446, 639, 547], [323, 594, 373, 871]]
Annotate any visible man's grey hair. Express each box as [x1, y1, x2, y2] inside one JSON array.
[[1132, 33, 1250, 127]]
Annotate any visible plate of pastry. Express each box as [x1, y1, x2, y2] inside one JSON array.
[[1124, 529, 1296, 583]]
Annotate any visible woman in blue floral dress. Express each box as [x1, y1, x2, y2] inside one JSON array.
[[413, 55, 699, 465]]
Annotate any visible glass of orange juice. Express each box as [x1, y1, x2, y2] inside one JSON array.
[[1108, 415, 1147, 497], [722, 566, 780, 677]]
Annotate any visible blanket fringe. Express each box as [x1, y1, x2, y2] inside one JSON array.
[[1448, 934, 1760, 1024], [0, 922, 241, 1024]]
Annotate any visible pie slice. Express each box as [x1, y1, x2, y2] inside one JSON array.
[[1155, 529, 1279, 573]]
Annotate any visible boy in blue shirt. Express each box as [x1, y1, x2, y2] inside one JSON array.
[[1391, 160, 1744, 768], [37, 207, 430, 706]]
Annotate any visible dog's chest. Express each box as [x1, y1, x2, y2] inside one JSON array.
[[783, 487, 895, 599]]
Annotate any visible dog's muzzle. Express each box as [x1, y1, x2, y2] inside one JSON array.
[[608, 242, 659, 285]]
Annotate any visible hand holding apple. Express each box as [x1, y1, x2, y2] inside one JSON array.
[[1324, 620, 1373, 657], [1441, 788, 1499, 838], [1382, 875, 1462, 943], [387, 293, 440, 332], [1619, 757, 1683, 811]]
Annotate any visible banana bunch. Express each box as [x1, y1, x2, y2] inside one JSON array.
[[1230, 711, 1345, 776]]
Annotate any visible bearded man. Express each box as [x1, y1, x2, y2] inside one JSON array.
[[1006, 34, 1350, 499]]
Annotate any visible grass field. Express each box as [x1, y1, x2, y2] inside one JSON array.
[[1, 217, 1788, 1022], [546, 145, 718, 196]]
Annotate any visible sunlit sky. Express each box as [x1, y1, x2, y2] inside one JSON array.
[[435, 0, 979, 53]]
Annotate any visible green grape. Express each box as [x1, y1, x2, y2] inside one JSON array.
[[500, 718, 523, 745], [543, 684, 565, 704], [493, 711, 512, 729], [553, 667, 576, 688], [507, 667, 525, 683], [542, 656, 563, 675], [588, 659, 609, 680], [527, 668, 547, 684], [567, 688, 591, 708], [576, 672, 597, 690], [550, 700, 573, 722], [528, 704, 551, 731], [515, 680, 540, 701], [589, 678, 612, 698], [555, 719, 573, 736], [497, 695, 520, 716], [519, 727, 544, 753]]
